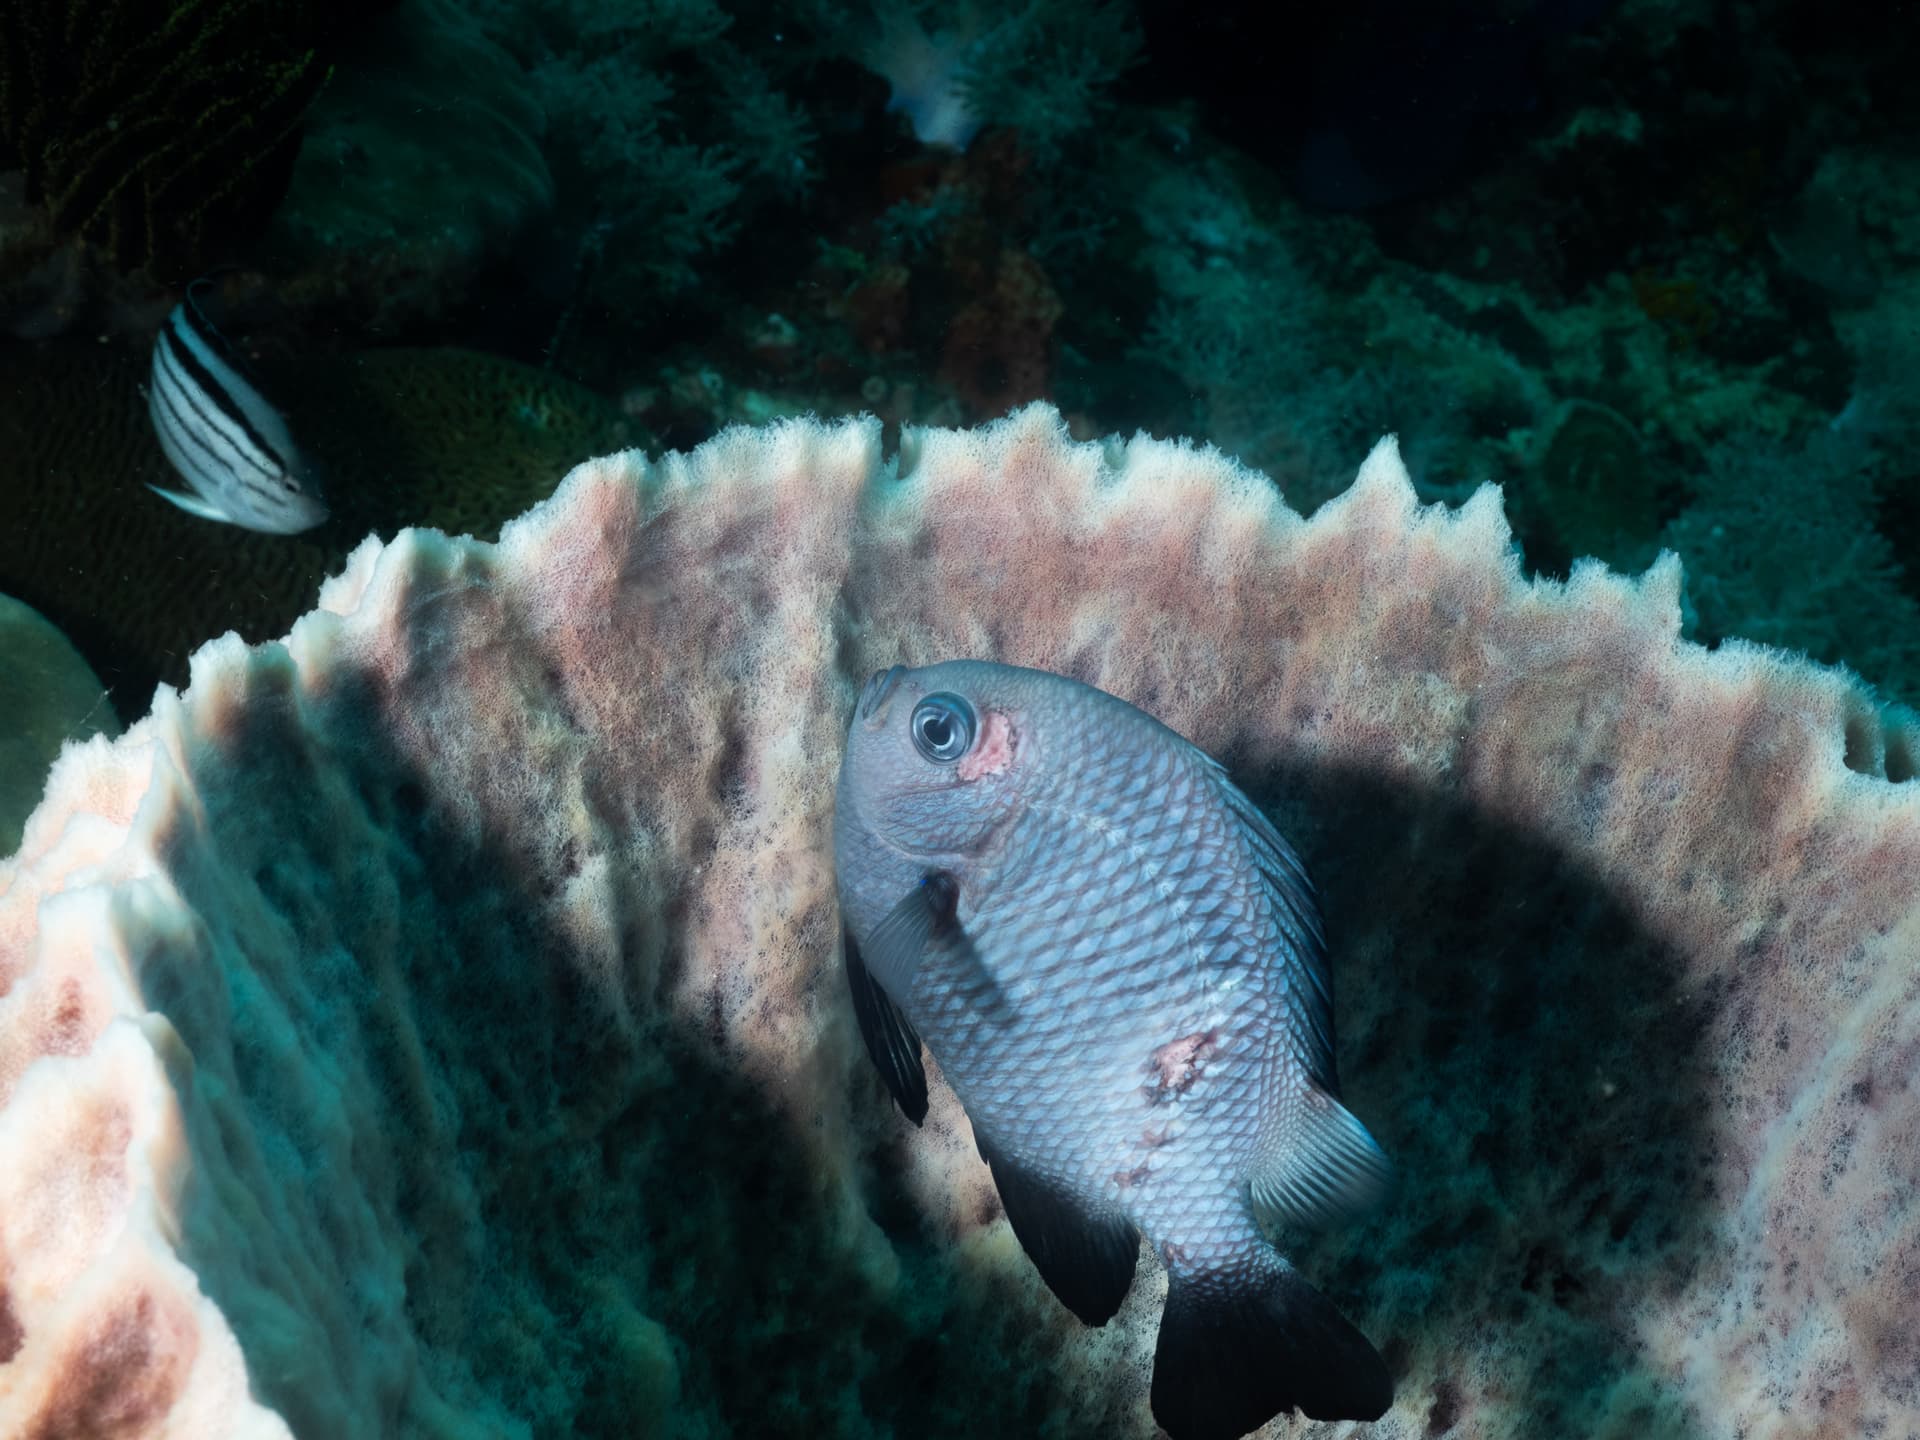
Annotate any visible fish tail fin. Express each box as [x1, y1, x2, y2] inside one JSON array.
[[1151, 1248, 1390, 1439]]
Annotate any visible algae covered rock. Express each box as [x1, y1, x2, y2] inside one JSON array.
[[270, 0, 552, 325], [0, 594, 119, 856]]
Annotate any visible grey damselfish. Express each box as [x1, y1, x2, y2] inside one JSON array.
[[833, 659, 1393, 1439]]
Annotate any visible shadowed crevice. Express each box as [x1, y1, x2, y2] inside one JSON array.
[[1243, 758, 1713, 1438]]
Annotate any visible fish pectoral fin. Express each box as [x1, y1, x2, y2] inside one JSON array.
[[864, 872, 957, 999], [844, 924, 928, 1126], [975, 1130, 1138, 1325], [1151, 1251, 1391, 1436], [1249, 1089, 1393, 1232], [145, 483, 233, 524]]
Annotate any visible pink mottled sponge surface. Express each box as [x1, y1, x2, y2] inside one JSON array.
[[1, 404, 1914, 1438]]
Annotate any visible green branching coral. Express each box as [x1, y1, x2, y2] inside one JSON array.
[[1664, 419, 1920, 704], [0, 0, 390, 275], [461, 0, 816, 302]]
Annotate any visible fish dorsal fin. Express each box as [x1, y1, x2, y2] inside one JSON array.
[[975, 1129, 1138, 1325], [166, 284, 301, 473], [1199, 757, 1392, 1231], [1249, 1087, 1393, 1232], [844, 924, 928, 1125], [1201, 756, 1340, 1092], [182, 277, 247, 370]]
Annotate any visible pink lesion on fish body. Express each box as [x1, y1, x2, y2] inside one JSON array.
[[958, 708, 1015, 780], [1113, 1122, 1175, 1193], [1144, 1030, 1219, 1102]]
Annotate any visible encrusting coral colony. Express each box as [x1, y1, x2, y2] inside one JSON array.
[[2, 406, 1915, 1437]]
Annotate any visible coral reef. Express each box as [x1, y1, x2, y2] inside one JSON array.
[[1664, 415, 1920, 698], [268, 0, 553, 329], [1519, 399, 1663, 574], [458, 0, 817, 312], [850, 0, 1141, 159], [936, 245, 1064, 418], [1, 406, 1914, 1438]]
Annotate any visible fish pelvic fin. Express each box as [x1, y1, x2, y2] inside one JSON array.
[[1151, 1249, 1391, 1438], [844, 923, 928, 1125], [145, 482, 235, 525], [976, 1129, 1138, 1325], [1250, 1087, 1393, 1233]]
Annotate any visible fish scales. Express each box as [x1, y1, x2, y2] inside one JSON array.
[[834, 659, 1394, 1439]]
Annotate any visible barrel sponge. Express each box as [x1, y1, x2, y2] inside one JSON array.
[[1, 403, 1916, 1438]]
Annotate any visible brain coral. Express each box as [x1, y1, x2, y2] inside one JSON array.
[[0, 404, 1914, 1438]]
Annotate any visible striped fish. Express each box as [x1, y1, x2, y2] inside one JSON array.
[[146, 282, 327, 534]]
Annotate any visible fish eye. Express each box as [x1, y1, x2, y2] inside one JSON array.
[[910, 693, 975, 764]]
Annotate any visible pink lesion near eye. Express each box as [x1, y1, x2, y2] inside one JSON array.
[[957, 709, 1015, 780]]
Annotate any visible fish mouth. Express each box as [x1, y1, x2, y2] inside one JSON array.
[[858, 665, 908, 722]]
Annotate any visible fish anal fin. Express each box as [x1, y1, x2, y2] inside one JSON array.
[[844, 924, 928, 1125], [146, 483, 233, 524], [976, 1131, 1137, 1325], [1250, 1087, 1392, 1232], [1151, 1252, 1391, 1437]]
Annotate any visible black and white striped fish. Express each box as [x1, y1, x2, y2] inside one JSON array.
[[146, 283, 327, 534]]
